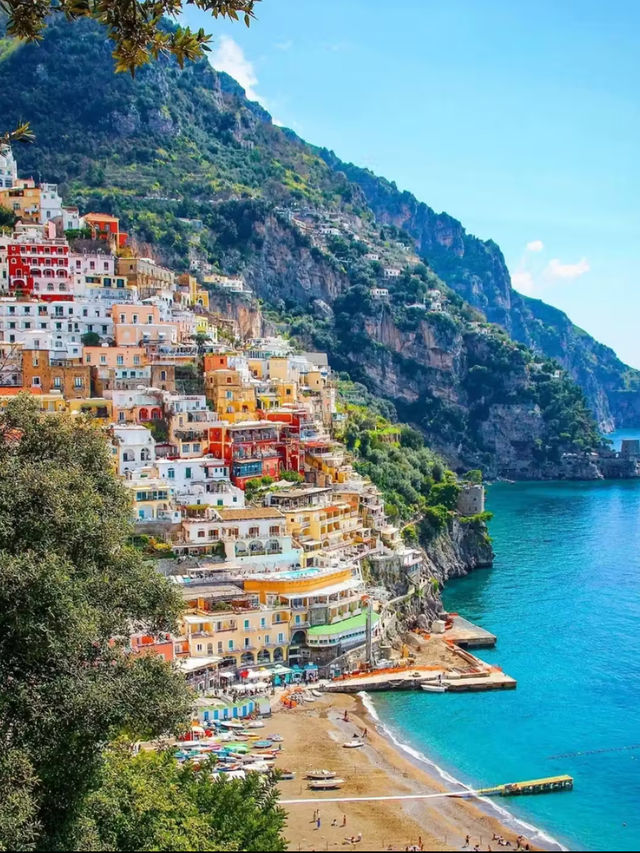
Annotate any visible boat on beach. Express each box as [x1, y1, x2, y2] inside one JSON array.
[[306, 769, 337, 780], [343, 739, 364, 748], [421, 682, 448, 693], [308, 777, 345, 790], [279, 769, 296, 780]]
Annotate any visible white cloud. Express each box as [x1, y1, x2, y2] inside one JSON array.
[[526, 239, 544, 252], [275, 40, 293, 51], [210, 36, 265, 106], [511, 271, 535, 294], [545, 258, 590, 279]]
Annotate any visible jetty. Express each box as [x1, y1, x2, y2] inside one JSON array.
[[444, 614, 497, 648], [326, 663, 515, 694], [477, 775, 573, 797]]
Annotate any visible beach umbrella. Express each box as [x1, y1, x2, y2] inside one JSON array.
[[247, 670, 261, 680], [254, 681, 269, 689], [272, 664, 292, 674]]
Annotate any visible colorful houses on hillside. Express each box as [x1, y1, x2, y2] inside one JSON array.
[[0, 146, 426, 687]]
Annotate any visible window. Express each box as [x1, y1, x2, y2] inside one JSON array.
[[100, 355, 106, 364], [74, 377, 83, 388], [116, 355, 123, 366], [133, 355, 140, 366], [278, 632, 284, 643], [53, 376, 61, 388], [183, 444, 190, 453], [32, 376, 40, 386], [160, 370, 166, 381], [147, 315, 153, 323], [132, 314, 138, 324], [185, 467, 192, 479], [197, 530, 205, 538], [192, 443, 200, 453], [244, 619, 250, 630], [167, 469, 175, 480], [260, 617, 266, 628], [196, 643, 203, 652], [265, 635, 270, 645], [228, 640, 234, 651], [217, 641, 223, 654]]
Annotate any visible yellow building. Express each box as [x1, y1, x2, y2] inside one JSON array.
[[66, 397, 113, 424], [0, 388, 66, 413], [180, 606, 290, 667], [205, 369, 257, 422], [0, 181, 40, 223]]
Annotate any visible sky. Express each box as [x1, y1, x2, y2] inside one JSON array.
[[181, 0, 640, 367]]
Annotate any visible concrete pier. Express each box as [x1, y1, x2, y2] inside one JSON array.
[[444, 615, 497, 648], [325, 666, 516, 694]]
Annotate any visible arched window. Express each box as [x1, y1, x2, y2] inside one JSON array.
[[235, 542, 248, 557], [257, 649, 271, 663], [240, 652, 255, 665], [138, 407, 149, 420], [273, 647, 284, 662], [151, 407, 162, 420], [249, 540, 264, 554]]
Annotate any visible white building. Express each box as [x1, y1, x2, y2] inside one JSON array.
[[383, 267, 401, 278], [0, 296, 113, 349], [364, 252, 380, 261], [112, 424, 156, 475], [39, 183, 63, 224], [371, 288, 389, 299], [0, 145, 17, 189]]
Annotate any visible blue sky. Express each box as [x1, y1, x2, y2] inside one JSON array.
[[181, 0, 640, 367]]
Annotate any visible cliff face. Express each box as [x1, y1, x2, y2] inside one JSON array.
[[322, 153, 640, 431], [0, 17, 608, 477]]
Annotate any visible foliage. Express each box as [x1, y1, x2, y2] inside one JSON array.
[[0, 1, 257, 74], [0, 202, 16, 231], [280, 469, 304, 483], [67, 743, 287, 851], [0, 396, 191, 850], [459, 511, 494, 524], [81, 330, 101, 346]]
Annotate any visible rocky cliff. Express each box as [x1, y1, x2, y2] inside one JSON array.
[[320, 153, 640, 432], [0, 17, 610, 476]]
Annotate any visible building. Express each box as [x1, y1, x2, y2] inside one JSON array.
[[21, 349, 91, 398], [383, 267, 401, 278], [5, 222, 71, 299], [39, 183, 63, 224], [117, 256, 175, 298], [208, 420, 283, 488], [0, 180, 40, 224], [205, 368, 257, 422], [371, 288, 389, 299], [0, 145, 17, 189], [112, 423, 156, 475], [457, 484, 485, 516], [84, 213, 127, 250]]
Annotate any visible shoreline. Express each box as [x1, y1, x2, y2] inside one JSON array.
[[358, 691, 568, 852], [268, 690, 566, 852]]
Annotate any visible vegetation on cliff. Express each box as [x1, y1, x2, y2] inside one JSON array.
[[0, 16, 607, 476]]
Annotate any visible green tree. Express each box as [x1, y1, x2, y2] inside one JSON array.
[[69, 744, 287, 851], [0, 396, 191, 850], [0, 1, 258, 73], [81, 330, 101, 346]]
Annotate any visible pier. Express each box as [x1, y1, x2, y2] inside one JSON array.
[[325, 664, 516, 693], [444, 614, 497, 648], [477, 775, 574, 797]]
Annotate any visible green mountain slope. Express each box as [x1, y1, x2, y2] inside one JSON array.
[[0, 17, 608, 477], [318, 154, 640, 431]]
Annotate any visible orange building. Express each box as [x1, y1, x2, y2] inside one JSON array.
[[21, 349, 91, 399], [84, 212, 127, 249]]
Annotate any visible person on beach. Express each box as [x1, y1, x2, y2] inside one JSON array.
[[342, 814, 347, 827], [332, 818, 338, 827], [463, 835, 470, 848], [343, 710, 349, 722], [316, 816, 321, 829]]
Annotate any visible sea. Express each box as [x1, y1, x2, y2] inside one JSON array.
[[370, 430, 640, 851]]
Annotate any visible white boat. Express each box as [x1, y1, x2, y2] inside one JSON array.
[[306, 769, 337, 780], [246, 721, 265, 729], [343, 740, 364, 749], [269, 734, 284, 742], [311, 689, 323, 698], [219, 720, 244, 729], [308, 777, 345, 790], [302, 693, 316, 702], [421, 682, 448, 693]]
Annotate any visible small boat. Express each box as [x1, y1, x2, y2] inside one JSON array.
[[343, 740, 364, 749], [306, 769, 337, 780], [252, 740, 274, 749], [246, 721, 265, 729], [219, 720, 244, 729], [421, 683, 448, 693], [279, 769, 296, 780], [269, 734, 284, 742], [302, 693, 316, 702], [308, 778, 345, 790], [311, 689, 323, 698]]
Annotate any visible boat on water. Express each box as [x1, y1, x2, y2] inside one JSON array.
[[421, 682, 448, 693], [343, 740, 364, 749], [306, 769, 337, 780], [308, 778, 345, 790]]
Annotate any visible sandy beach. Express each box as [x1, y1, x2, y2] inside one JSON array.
[[260, 691, 549, 852]]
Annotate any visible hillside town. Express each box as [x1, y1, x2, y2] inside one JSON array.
[[0, 144, 473, 699]]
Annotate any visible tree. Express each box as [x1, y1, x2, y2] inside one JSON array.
[[0, 396, 191, 850], [0, 1, 258, 74], [69, 744, 287, 851], [81, 331, 101, 346]]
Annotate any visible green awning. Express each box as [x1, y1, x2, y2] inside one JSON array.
[[307, 611, 380, 637]]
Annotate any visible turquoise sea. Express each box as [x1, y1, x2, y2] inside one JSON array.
[[372, 432, 640, 851]]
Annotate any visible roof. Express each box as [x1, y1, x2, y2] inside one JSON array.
[[279, 578, 362, 599], [178, 655, 223, 673], [84, 212, 119, 222], [307, 611, 380, 637], [215, 507, 284, 521]]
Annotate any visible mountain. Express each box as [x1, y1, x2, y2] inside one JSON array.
[[0, 17, 611, 478], [318, 155, 640, 432]]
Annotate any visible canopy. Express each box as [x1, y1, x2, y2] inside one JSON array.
[[272, 664, 291, 675], [247, 670, 262, 680], [219, 672, 234, 680], [254, 681, 269, 689]]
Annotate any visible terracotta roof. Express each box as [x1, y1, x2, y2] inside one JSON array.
[[216, 507, 284, 521]]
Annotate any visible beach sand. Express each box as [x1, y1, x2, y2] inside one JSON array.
[[260, 692, 548, 852]]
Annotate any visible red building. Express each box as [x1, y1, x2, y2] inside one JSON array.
[[84, 212, 128, 249], [7, 224, 72, 300], [263, 408, 310, 472], [208, 420, 285, 488]]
